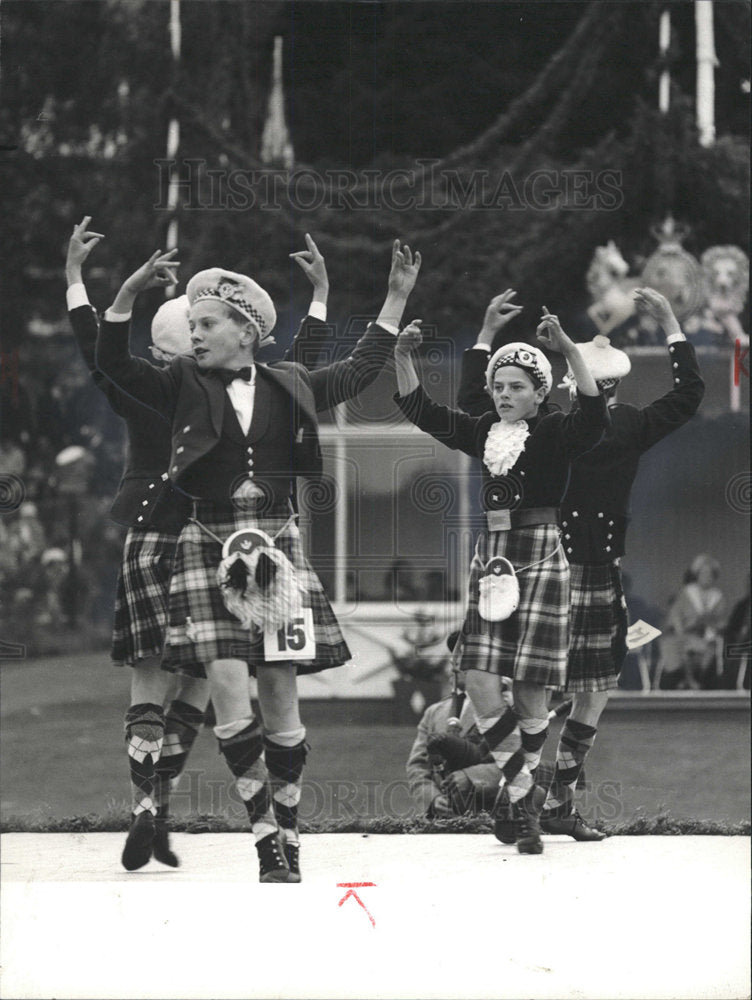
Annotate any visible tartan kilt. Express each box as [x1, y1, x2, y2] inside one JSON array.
[[565, 561, 629, 692], [111, 529, 177, 667], [161, 504, 351, 678], [459, 525, 570, 687]]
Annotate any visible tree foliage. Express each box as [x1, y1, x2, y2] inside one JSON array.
[[0, 0, 748, 350]]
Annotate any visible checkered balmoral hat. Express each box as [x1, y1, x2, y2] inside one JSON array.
[[486, 342, 553, 394], [186, 268, 277, 346]]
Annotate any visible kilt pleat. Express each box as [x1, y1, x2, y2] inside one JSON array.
[[459, 525, 570, 687], [565, 562, 629, 692], [161, 507, 351, 677], [111, 529, 177, 667]]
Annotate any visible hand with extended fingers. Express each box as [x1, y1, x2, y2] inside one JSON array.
[[535, 306, 573, 355], [478, 289, 524, 347], [122, 249, 181, 295], [289, 233, 329, 293], [66, 215, 105, 283], [633, 287, 682, 338], [388, 239, 422, 297]]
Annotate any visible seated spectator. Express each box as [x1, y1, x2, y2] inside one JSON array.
[[406, 664, 505, 817], [4, 502, 46, 571], [660, 554, 726, 689], [32, 548, 71, 628], [0, 438, 26, 477]]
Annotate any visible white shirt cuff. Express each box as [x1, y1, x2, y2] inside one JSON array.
[[377, 321, 399, 337], [308, 301, 327, 322], [666, 332, 686, 345], [104, 307, 132, 322], [66, 284, 90, 310], [472, 343, 491, 352]]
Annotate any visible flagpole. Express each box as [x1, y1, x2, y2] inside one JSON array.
[[658, 9, 671, 113], [695, 0, 716, 147], [165, 0, 181, 294]]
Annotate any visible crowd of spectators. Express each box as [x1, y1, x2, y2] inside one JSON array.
[[1, 333, 125, 653]]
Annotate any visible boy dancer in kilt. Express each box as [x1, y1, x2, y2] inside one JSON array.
[[393, 312, 607, 854], [457, 287, 704, 840], [67, 219, 333, 871], [96, 239, 421, 881], [66, 219, 208, 872]]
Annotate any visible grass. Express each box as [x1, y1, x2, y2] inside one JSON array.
[[2, 810, 750, 836], [2, 652, 750, 831]]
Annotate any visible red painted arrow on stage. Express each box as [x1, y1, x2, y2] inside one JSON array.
[[337, 882, 376, 927]]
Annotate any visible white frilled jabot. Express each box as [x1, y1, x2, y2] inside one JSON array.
[[483, 419, 530, 477]]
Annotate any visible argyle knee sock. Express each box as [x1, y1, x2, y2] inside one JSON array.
[[215, 718, 277, 843], [519, 717, 549, 781], [264, 730, 308, 845], [153, 700, 205, 821], [544, 719, 597, 818], [476, 707, 533, 804], [124, 703, 165, 817]]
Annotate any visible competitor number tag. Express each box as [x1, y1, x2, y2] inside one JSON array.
[[263, 607, 316, 661]]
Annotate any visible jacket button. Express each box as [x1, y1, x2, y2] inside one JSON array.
[[247, 447, 253, 454], [172, 465, 178, 473], [520, 470, 525, 476], [562, 520, 568, 527], [137, 516, 144, 523], [605, 545, 611, 552], [598, 512, 604, 518], [142, 500, 148, 506], [572, 511, 579, 517], [149, 483, 155, 489], [609, 520, 614, 526], [607, 533, 612, 539], [674, 378, 680, 384], [564, 533, 570, 539], [177, 446, 184, 454], [183, 425, 191, 433], [566, 547, 572, 554], [673, 362, 678, 368]]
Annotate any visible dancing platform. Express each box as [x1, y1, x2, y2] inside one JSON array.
[[2, 833, 749, 1000]]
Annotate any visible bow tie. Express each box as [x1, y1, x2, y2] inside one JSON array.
[[206, 366, 254, 387]]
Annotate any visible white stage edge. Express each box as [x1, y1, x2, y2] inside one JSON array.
[[2, 833, 749, 1000]]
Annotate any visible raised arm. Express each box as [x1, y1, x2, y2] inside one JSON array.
[[536, 308, 599, 398], [308, 239, 422, 411], [285, 233, 331, 367], [65, 216, 105, 376], [394, 322, 486, 457], [95, 250, 181, 418], [536, 309, 607, 456], [631, 288, 705, 452], [457, 291, 523, 416]]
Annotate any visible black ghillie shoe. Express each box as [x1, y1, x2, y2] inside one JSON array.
[[540, 809, 606, 842], [256, 833, 290, 883], [153, 819, 180, 867], [492, 786, 516, 845], [513, 785, 547, 855], [121, 811, 156, 871]]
